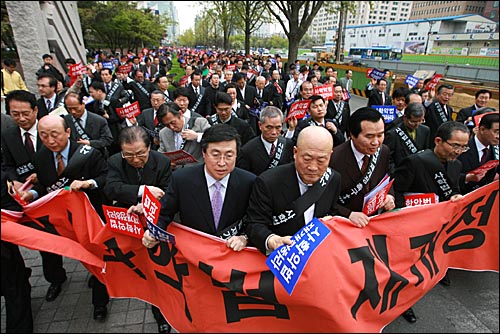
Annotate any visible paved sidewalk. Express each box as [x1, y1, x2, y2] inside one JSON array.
[[2, 246, 498, 333]]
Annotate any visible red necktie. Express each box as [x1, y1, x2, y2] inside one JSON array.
[[480, 147, 489, 164], [270, 143, 276, 157], [24, 132, 35, 156], [57, 152, 65, 176]]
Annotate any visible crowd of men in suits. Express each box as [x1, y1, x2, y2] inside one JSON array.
[[1, 47, 498, 333]]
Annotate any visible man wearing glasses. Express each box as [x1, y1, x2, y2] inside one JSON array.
[[104, 126, 172, 333], [424, 84, 455, 147], [384, 102, 432, 175], [393, 121, 469, 291], [135, 124, 256, 249]]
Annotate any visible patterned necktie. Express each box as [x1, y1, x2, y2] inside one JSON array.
[[361, 155, 370, 192], [361, 155, 370, 176], [46, 99, 52, 112], [56, 152, 65, 176], [408, 129, 416, 141], [270, 143, 276, 157], [106, 83, 110, 94], [211, 182, 223, 230], [24, 132, 35, 156], [480, 147, 489, 165]]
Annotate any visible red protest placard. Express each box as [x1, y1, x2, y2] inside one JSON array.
[[142, 186, 161, 226], [116, 101, 141, 119], [285, 100, 311, 122], [117, 64, 133, 75], [366, 68, 373, 78], [226, 64, 236, 71], [68, 63, 87, 77], [468, 160, 499, 175], [103, 205, 144, 239], [473, 112, 498, 127], [424, 74, 444, 90], [313, 85, 334, 100], [178, 75, 189, 87], [404, 193, 439, 207], [163, 150, 198, 165], [363, 176, 393, 216]]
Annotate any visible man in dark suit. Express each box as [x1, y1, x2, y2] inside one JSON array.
[[20, 115, 110, 321], [425, 84, 455, 147], [270, 70, 286, 111], [384, 102, 432, 175], [87, 81, 125, 156], [458, 112, 499, 194], [35, 53, 64, 83], [154, 74, 175, 103], [186, 70, 207, 115], [394, 121, 470, 290], [2, 90, 42, 183], [99, 68, 129, 105], [244, 126, 341, 255], [207, 92, 255, 146], [63, 92, 113, 158], [330, 107, 420, 321], [455, 89, 492, 132], [201, 72, 222, 117], [329, 107, 395, 227], [103, 126, 172, 334], [121, 69, 155, 112], [1, 91, 68, 308], [326, 84, 351, 137], [237, 106, 294, 176], [35, 74, 65, 119], [138, 124, 256, 250], [291, 95, 344, 147], [255, 75, 283, 110], [367, 78, 392, 108], [136, 90, 166, 151], [234, 72, 259, 114]]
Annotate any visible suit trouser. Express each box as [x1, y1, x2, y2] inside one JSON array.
[[152, 305, 169, 326], [40, 250, 67, 284], [1, 242, 34, 333], [88, 275, 110, 307]]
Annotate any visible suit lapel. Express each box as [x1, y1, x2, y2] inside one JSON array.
[[189, 166, 215, 232]]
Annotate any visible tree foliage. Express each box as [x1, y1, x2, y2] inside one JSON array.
[[231, 1, 270, 54], [77, 1, 167, 55]]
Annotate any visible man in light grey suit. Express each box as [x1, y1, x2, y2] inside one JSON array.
[[157, 102, 210, 170]]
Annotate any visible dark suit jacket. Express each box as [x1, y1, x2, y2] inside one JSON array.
[[187, 84, 206, 112], [244, 163, 341, 254], [207, 115, 256, 146], [292, 118, 345, 147], [456, 105, 476, 124], [384, 123, 431, 175], [367, 90, 392, 108], [261, 83, 283, 109], [106, 81, 129, 105], [457, 137, 498, 194], [330, 141, 393, 217], [123, 79, 155, 111], [1, 126, 43, 181], [237, 85, 259, 109], [32, 140, 108, 212], [137, 108, 164, 150], [425, 100, 453, 146], [394, 149, 462, 207], [104, 150, 172, 207], [64, 112, 113, 152], [36, 93, 65, 119], [237, 136, 294, 176], [157, 164, 256, 236], [326, 100, 350, 135]]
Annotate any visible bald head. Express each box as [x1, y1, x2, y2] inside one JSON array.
[[294, 126, 333, 185], [38, 115, 70, 153], [297, 126, 333, 151]]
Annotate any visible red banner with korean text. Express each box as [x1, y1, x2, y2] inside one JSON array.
[[1, 182, 498, 332], [284, 100, 311, 122], [313, 85, 334, 100], [116, 101, 141, 119]]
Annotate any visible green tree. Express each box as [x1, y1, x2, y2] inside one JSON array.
[[178, 28, 196, 48], [264, 1, 325, 65], [231, 1, 269, 54], [202, 1, 234, 50], [78, 1, 167, 55]]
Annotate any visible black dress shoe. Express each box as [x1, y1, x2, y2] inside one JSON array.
[[439, 272, 451, 286], [45, 283, 63, 302], [158, 323, 171, 334], [93, 306, 108, 321], [401, 307, 417, 323]]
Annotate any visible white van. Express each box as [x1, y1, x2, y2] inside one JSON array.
[[297, 52, 317, 62]]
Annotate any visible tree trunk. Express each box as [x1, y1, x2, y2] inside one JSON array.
[[335, 6, 345, 64]]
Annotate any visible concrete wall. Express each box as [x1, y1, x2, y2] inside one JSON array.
[[5, 1, 85, 95]]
